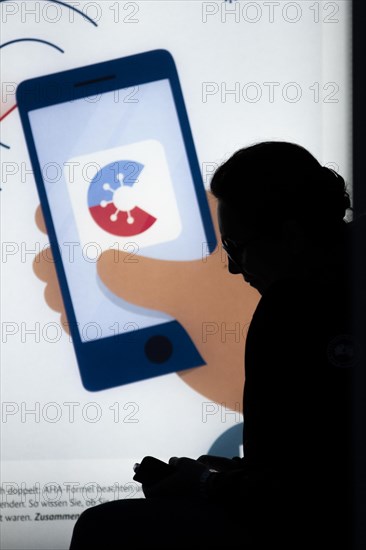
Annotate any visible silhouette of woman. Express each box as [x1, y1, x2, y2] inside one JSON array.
[[69, 141, 356, 549]]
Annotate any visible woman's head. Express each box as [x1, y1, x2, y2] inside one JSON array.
[[210, 141, 351, 292], [210, 141, 351, 231]]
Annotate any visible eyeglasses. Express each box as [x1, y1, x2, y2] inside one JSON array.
[[221, 237, 248, 267], [221, 231, 269, 267]]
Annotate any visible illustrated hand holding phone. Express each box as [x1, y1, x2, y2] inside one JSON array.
[[18, 50, 259, 403]]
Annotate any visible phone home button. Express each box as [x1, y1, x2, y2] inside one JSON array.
[[145, 335, 173, 364]]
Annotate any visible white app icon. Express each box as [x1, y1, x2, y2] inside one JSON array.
[[65, 139, 182, 253]]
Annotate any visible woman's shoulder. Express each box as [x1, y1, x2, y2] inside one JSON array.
[[253, 269, 350, 335]]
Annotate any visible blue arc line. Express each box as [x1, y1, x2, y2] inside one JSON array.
[[0, 38, 64, 52], [0, 0, 98, 27], [0, 142, 10, 149]]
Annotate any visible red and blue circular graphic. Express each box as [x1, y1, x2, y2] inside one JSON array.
[[87, 160, 157, 237]]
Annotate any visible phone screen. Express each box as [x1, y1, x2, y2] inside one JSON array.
[[27, 77, 211, 344]]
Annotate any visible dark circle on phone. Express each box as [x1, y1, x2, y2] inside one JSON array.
[[145, 335, 173, 364]]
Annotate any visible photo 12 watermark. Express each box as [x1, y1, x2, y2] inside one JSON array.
[[1, 82, 139, 113], [1, 400, 140, 424], [201, 1, 340, 24], [1, 320, 141, 344], [201, 81, 340, 104], [0, 1, 141, 25], [1, 240, 141, 264]]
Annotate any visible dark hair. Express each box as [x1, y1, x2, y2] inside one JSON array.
[[210, 141, 351, 232]]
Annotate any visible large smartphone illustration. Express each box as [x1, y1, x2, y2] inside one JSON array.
[[17, 50, 216, 391]]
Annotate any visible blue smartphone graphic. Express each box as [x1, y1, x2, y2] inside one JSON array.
[[17, 49, 216, 391]]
